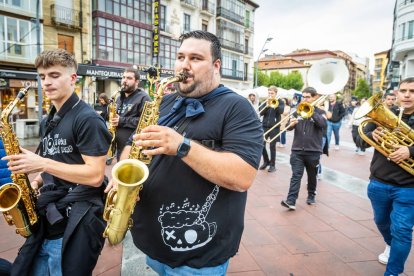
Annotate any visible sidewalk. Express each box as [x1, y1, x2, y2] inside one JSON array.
[[0, 125, 413, 275]]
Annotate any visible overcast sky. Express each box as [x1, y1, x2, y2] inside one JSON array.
[[253, 0, 395, 70]]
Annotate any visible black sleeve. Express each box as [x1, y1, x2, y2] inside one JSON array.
[[311, 109, 327, 129], [338, 103, 346, 119], [75, 114, 112, 156], [286, 111, 298, 131], [276, 99, 285, 115], [356, 121, 377, 149]]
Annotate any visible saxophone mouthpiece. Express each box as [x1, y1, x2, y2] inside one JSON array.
[[17, 85, 31, 100]]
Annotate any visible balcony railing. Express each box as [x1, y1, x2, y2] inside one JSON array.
[[219, 38, 244, 53], [181, 0, 197, 9], [216, 7, 244, 25], [398, 0, 414, 9], [51, 4, 81, 30], [245, 20, 254, 32], [200, 0, 215, 15], [221, 68, 244, 80]]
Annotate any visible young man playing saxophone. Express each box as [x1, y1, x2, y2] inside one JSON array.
[[106, 30, 263, 275], [3, 49, 111, 275], [358, 77, 414, 276]]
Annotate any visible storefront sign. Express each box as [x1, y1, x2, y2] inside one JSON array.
[[77, 64, 124, 79], [9, 79, 39, 88], [153, 0, 160, 65], [0, 70, 37, 80]]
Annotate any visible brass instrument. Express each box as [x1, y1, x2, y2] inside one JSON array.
[[264, 58, 349, 143], [355, 93, 414, 175], [258, 97, 279, 113], [0, 86, 38, 237], [107, 89, 121, 159], [103, 72, 188, 245]]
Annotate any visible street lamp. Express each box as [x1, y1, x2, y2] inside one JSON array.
[[254, 36, 273, 88]]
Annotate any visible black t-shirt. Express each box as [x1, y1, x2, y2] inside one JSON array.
[[39, 99, 111, 237], [130, 90, 263, 268]]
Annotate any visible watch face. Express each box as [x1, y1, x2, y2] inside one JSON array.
[[178, 138, 191, 158]]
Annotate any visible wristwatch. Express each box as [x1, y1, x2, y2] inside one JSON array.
[[177, 137, 191, 158]]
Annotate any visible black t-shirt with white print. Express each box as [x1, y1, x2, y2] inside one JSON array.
[[40, 98, 111, 238], [130, 89, 264, 268]]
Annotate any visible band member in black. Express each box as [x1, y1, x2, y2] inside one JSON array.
[[259, 86, 285, 172]]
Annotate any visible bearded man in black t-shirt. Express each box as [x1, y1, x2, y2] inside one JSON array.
[[3, 49, 111, 275], [106, 31, 263, 275], [110, 67, 151, 161]]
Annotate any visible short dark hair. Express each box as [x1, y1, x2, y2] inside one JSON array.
[[302, 87, 317, 97], [35, 48, 77, 72], [399, 77, 414, 87], [179, 31, 222, 63], [124, 67, 140, 81], [384, 92, 396, 98]]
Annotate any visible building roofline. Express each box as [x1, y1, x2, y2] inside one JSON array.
[[245, 0, 259, 9]]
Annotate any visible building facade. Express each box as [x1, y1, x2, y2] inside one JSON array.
[[0, 0, 43, 121], [373, 50, 389, 93]]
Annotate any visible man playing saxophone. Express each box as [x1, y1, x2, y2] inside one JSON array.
[[358, 77, 414, 276], [106, 31, 263, 275], [2, 49, 111, 275], [110, 67, 151, 161]]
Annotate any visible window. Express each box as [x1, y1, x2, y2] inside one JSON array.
[[221, 51, 243, 79], [0, 15, 39, 62], [408, 20, 414, 39], [93, 17, 152, 65], [202, 20, 208, 32], [159, 36, 179, 69], [160, 5, 166, 31], [184, 13, 191, 33], [93, 0, 152, 24]]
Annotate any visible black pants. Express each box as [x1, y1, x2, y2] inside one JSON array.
[[351, 125, 365, 152], [116, 128, 135, 161], [286, 152, 320, 204], [262, 127, 279, 166]]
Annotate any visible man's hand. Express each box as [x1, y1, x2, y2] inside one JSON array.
[[104, 178, 117, 193], [2, 147, 46, 174], [110, 114, 120, 127], [133, 125, 183, 157], [389, 145, 410, 164], [372, 127, 383, 143], [289, 118, 299, 127]]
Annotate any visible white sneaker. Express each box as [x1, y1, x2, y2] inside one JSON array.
[[358, 151, 366, 156], [317, 173, 322, 180], [378, 245, 390, 265], [334, 145, 339, 150]]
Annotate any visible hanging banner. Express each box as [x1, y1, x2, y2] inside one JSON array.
[[152, 0, 160, 66]]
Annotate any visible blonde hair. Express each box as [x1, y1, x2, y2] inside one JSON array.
[[268, 86, 278, 93]]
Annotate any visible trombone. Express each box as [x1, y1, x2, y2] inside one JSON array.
[[257, 97, 279, 113], [264, 58, 350, 143]]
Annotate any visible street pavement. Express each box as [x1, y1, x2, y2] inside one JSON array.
[[0, 122, 413, 275]]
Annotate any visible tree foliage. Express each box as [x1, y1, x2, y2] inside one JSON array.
[[352, 79, 371, 99], [255, 70, 304, 90]]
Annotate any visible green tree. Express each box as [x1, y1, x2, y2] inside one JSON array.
[[268, 71, 285, 87], [284, 71, 304, 90], [352, 79, 371, 99], [255, 69, 270, 87]]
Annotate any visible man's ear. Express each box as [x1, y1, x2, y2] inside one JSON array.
[[70, 73, 78, 86]]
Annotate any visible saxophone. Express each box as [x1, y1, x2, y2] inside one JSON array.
[[0, 86, 38, 237], [103, 72, 187, 245], [107, 89, 121, 158]]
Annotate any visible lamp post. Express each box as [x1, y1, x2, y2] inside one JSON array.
[[254, 36, 273, 88]]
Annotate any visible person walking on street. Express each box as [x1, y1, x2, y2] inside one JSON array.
[[259, 86, 285, 172], [281, 87, 327, 210], [326, 94, 345, 150], [357, 78, 414, 276]]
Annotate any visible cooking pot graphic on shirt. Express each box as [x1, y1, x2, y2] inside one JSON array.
[[158, 186, 219, 251]]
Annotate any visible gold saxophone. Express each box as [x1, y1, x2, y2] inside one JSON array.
[[103, 72, 188, 245], [355, 93, 414, 175], [107, 90, 121, 158], [0, 86, 39, 237]]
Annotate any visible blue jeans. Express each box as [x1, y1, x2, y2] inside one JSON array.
[[146, 256, 229, 276], [326, 120, 341, 146], [280, 131, 286, 145], [31, 238, 63, 276], [367, 179, 414, 276]]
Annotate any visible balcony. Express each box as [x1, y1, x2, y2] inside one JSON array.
[[160, 21, 173, 34], [216, 7, 244, 26], [200, 0, 215, 16], [181, 0, 197, 9], [51, 4, 81, 30], [392, 36, 414, 60], [245, 20, 254, 32], [219, 38, 244, 53], [221, 68, 244, 80]]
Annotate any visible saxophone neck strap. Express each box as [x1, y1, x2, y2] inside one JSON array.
[[35, 93, 80, 155]]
